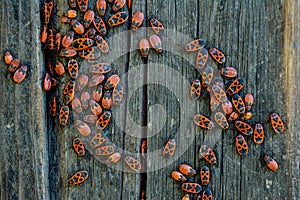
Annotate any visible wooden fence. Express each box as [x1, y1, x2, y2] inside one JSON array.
[[0, 0, 299, 199]]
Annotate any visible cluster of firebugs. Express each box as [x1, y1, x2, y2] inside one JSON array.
[[37, 0, 166, 186], [3, 0, 285, 198], [169, 39, 283, 199]]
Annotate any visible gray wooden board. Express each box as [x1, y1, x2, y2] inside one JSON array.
[[0, 0, 299, 199], [0, 0, 48, 199]]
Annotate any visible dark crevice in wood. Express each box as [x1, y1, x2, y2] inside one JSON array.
[[139, 1, 148, 199], [239, 158, 243, 200], [120, 3, 135, 199], [194, 0, 200, 170]]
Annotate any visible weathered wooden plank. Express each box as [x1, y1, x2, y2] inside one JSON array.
[[145, 0, 200, 199], [118, 0, 148, 199], [145, 0, 297, 199], [48, 0, 129, 199], [283, 0, 300, 199], [0, 0, 48, 199]]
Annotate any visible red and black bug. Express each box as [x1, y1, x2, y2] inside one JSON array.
[[108, 12, 128, 27], [49, 95, 57, 117], [104, 74, 120, 89], [78, 46, 101, 60], [194, 114, 214, 129], [101, 90, 112, 110], [149, 18, 164, 34], [94, 35, 109, 53], [94, 15, 107, 35], [64, 10, 77, 18], [139, 39, 150, 57], [105, 153, 121, 164], [75, 120, 91, 136], [90, 100, 102, 116], [13, 65, 28, 83], [84, 115, 98, 124], [200, 166, 210, 186], [67, 59, 79, 79], [179, 164, 196, 176], [112, 0, 126, 11], [199, 145, 217, 165], [162, 138, 176, 158], [59, 105, 69, 126], [234, 120, 253, 135], [244, 93, 254, 111], [95, 145, 115, 156], [195, 48, 208, 71], [54, 60, 65, 75], [62, 31, 74, 48], [60, 47, 77, 57], [96, 0, 106, 16], [112, 83, 124, 105], [253, 123, 264, 144], [231, 93, 246, 114], [77, 74, 89, 91], [4, 51, 13, 65], [81, 91, 91, 109], [226, 77, 246, 96], [219, 67, 237, 78], [212, 82, 227, 103], [72, 38, 94, 50], [181, 182, 202, 194], [40, 25, 48, 43], [71, 97, 83, 113], [149, 34, 162, 53], [131, 12, 144, 30], [199, 189, 213, 200], [89, 74, 105, 87], [46, 28, 55, 50], [63, 80, 75, 103], [269, 112, 284, 133], [171, 171, 187, 182], [208, 47, 226, 64], [89, 63, 111, 74], [77, 0, 89, 12], [43, 72, 52, 91], [214, 112, 229, 129], [190, 79, 201, 99], [42, 0, 54, 25], [68, 170, 89, 185], [235, 134, 248, 156], [96, 111, 111, 130], [263, 155, 278, 171], [89, 132, 107, 148], [83, 10, 95, 28], [201, 66, 214, 88], [124, 156, 141, 172], [92, 85, 103, 102], [210, 93, 220, 111], [73, 137, 86, 157], [185, 39, 205, 52], [8, 59, 20, 73], [71, 20, 85, 34], [222, 99, 233, 114]]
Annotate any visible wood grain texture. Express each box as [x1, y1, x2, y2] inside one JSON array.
[[0, 0, 48, 199], [0, 0, 298, 199]]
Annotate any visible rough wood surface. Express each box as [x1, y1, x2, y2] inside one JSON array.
[[0, 0, 299, 199], [0, 0, 48, 199]]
